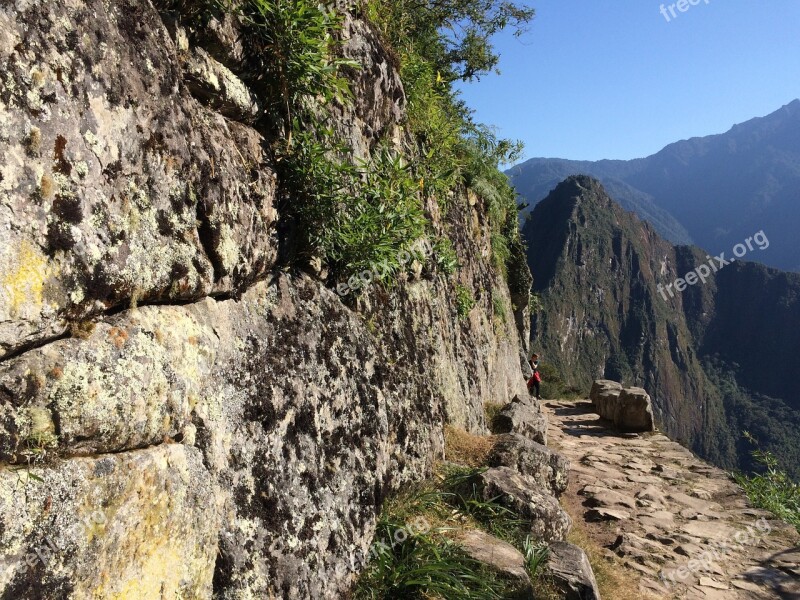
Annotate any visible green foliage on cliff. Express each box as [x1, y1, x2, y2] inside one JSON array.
[[176, 0, 533, 296], [280, 133, 426, 282], [734, 434, 800, 532], [232, 0, 357, 139], [364, 0, 534, 83], [455, 284, 476, 318], [365, 0, 533, 285]]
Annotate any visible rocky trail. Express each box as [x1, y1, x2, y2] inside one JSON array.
[[545, 399, 800, 599]]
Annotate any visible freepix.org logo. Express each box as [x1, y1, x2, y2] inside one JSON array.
[[657, 230, 769, 301], [660, 0, 711, 23]]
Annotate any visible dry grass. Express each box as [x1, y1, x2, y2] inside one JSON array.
[[443, 425, 494, 468], [483, 401, 505, 434]]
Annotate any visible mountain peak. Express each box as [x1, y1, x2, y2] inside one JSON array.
[[510, 101, 800, 271]]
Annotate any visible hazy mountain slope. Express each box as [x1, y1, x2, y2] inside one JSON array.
[[524, 176, 800, 478], [510, 159, 693, 244], [511, 100, 800, 271]]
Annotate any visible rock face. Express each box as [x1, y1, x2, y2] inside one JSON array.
[[590, 380, 655, 433], [0, 1, 531, 598], [0, 0, 278, 359]]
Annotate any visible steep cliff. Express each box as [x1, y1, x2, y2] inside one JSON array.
[[0, 1, 532, 597], [524, 176, 800, 478]]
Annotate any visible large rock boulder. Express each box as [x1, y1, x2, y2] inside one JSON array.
[[493, 396, 548, 445], [478, 467, 571, 543], [0, 0, 279, 360], [455, 530, 532, 597], [547, 541, 601, 600], [488, 433, 569, 496], [590, 380, 655, 433], [615, 387, 655, 433], [589, 380, 622, 416]]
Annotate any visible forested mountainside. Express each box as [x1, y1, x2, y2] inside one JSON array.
[[523, 176, 800, 479], [511, 100, 800, 271]]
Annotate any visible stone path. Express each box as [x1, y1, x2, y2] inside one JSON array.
[[545, 399, 800, 600]]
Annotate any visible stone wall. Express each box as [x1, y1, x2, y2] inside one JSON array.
[[0, 0, 529, 597]]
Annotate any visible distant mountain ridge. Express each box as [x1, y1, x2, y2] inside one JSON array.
[[523, 176, 800, 478], [509, 99, 800, 271]]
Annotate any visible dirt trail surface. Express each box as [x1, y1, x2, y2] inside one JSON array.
[[545, 400, 800, 599]]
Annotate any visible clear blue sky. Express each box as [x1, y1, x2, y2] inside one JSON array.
[[455, 0, 800, 161]]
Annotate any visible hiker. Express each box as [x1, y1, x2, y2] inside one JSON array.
[[528, 353, 542, 400]]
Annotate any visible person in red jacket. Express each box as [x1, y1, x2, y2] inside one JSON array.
[[527, 353, 542, 400]]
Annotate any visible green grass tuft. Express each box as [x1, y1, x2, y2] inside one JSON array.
[[455, 284, 476, 319]]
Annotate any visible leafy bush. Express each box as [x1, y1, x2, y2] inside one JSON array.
[[433, 237, 460, 275], [492, 293, 507, 322], [279, 132, 427, 284], [455, 284, 476, 319], [229, 0, 357, 139], [734, 433, 800, 532], [365, 0, 532, 279], [328, 148, 428, 279]]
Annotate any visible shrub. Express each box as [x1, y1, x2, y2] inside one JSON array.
[[492, 292, 507, 322], [327, 148, 428, 280], [455, 284, 476, 319], [279, 133, 427, 285], [433, 237, 460, 275], [734, 433, 800, 532], [228, 0, 357, 139]]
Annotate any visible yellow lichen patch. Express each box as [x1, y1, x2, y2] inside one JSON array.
[[97, 542, 185, 600], [84, 447, 214, 600], [1, 240, 57, 319]]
